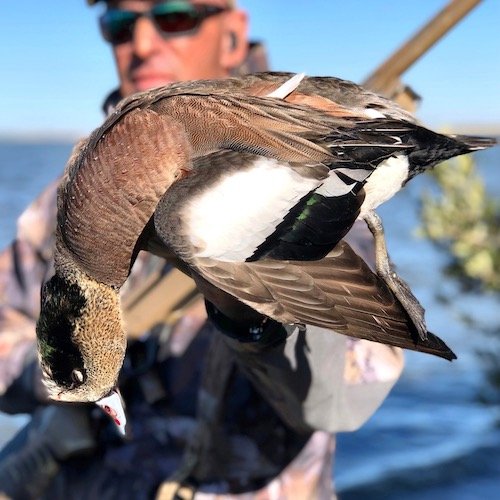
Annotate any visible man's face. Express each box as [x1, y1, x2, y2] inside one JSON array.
[[105, 0, 248, 97]]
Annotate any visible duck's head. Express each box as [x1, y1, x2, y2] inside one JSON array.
[[36, 269, 128, 432]]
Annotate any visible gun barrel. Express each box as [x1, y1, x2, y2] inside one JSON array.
[[363, 0, 482, 95]]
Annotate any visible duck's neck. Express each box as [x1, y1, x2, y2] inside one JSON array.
[[59, 111, 190, 287]]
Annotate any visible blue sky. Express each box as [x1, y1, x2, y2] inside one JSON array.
[[1, 1, 499, 139]]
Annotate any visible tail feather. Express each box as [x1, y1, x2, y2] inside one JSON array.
[[407, 126, 497, 177], [448, 134, 497, 151], [414, 330, 457, 361]]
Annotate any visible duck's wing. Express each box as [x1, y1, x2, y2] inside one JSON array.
[[188, 240, 455, 361]]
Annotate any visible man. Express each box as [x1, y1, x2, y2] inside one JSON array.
[[0, 1, 403, 498]]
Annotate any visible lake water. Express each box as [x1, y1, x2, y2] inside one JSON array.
[[0, 140, 498, 498]]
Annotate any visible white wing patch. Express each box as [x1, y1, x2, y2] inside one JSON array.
[[358, 154, 409, 216], [185, 158, 319, 261], [266, 73, 306, 99], [315, 167, 372, 197], [315, 171, 356, 197]]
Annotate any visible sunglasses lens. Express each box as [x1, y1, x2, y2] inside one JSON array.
[[154, 12, 199, 33], [100, 10, 138, 44], [152, 3, 199, 34], [99, 3, 224, 44]]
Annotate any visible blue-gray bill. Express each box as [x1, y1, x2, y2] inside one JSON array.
[[95, 389, 128, 437]]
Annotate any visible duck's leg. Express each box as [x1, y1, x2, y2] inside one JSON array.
[[363, 210, 428, 340]]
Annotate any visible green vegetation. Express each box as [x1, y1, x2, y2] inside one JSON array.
[[419, 154, 500, 291]]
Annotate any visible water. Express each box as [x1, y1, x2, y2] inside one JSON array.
[[0, 141, 499, 498], [0, 140, 73, 449], [0, 140, 73, 245]]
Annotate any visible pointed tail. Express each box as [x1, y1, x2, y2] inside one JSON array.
[[448, 134, 497, 152], [407, 127, 497, 177], [413, 330, 457, 361]]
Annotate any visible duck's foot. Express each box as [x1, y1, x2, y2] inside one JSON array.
[[363, 210, 428, 341]]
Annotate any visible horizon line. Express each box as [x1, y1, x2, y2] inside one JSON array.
[[2, 122, 500, 144]]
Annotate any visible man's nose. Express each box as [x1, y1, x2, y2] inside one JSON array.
[[131, 16, 164, 58]]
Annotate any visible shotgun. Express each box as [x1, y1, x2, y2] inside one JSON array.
[[363, 0, 483, 111]]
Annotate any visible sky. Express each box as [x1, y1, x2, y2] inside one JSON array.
[[1, 0, 499, 139]]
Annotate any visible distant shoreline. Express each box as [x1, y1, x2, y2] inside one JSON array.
[[2, 123, 499, 144], [434, 124, 500, 137], [0, 134, 81, 144]]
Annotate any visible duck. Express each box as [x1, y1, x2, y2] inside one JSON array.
[[36, 72, 495, 423]]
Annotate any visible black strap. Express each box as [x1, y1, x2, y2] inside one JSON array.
[[204, 300, 287, 345]]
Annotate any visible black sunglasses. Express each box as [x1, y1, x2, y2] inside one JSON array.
[[99, 1, 228, 45]]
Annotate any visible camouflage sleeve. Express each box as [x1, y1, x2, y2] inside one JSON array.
[[0, 180, 59, 412]]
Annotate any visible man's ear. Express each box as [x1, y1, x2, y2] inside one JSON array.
[[220, 10, 249, 72]]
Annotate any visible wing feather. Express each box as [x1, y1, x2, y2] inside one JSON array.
[[193, 241, 455, 359]]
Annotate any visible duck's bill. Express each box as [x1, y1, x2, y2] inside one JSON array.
[[96, 389, 129, 437]]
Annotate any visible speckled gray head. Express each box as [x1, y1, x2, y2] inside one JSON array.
[[36, 268, 126, 405]]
